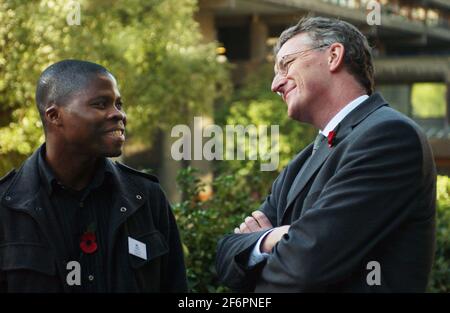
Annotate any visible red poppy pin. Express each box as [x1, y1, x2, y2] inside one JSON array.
[[80, 224, 98, 254], [327, 130, 337, 148]]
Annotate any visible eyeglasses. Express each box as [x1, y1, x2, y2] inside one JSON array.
[[274, 44, 329, 77]]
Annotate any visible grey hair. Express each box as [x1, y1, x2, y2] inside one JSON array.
[[274, 16, 374, 95]]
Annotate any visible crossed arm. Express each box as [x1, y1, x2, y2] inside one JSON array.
[[234, 211, 290, 254]]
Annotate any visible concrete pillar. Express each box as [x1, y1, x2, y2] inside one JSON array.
[[250, 14, 268, 63], [446, 80, 449, 127], [189, 116, 214, 201], [161, 132, 183, 203], [195, 9, 217, 42]]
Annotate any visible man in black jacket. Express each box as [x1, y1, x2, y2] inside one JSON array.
[[216, 17, 436, 292], [0, 60, 187, 292]]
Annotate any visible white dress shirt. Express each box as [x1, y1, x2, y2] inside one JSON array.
[[248, 94, 369, 267]]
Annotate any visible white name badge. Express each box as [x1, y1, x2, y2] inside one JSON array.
[[128, 237, 147, 260]]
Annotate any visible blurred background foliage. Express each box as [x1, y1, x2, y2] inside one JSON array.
[[0, 0, 231, 174], [430, 175, 450, 293], [173, 166, 259, 292]]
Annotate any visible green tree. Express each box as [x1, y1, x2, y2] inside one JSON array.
[[0, 0, 231, 175]]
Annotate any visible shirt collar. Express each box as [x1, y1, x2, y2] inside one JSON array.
[[320, 95, 369, 137], [38, 144, 114, 196]]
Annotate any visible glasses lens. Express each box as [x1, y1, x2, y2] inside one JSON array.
[[277, 58, 288, 76]]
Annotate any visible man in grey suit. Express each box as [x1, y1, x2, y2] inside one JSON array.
[[216, 16, 436, 292]]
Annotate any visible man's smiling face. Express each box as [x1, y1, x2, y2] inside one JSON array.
[[271, 33, 330, 123], [56, 73, 127, 158]]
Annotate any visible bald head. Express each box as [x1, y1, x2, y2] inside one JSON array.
[[36, 59, 113, 129]]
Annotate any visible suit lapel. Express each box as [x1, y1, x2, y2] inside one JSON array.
[[283, 139, 332, 216], [281, 93, 389, 220]]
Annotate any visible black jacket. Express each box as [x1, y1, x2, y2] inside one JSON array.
[[216, 93, 436, 292], [0, 148, 187, 292]]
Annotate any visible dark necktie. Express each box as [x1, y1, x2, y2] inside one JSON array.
[[312, 133, 325, 156]]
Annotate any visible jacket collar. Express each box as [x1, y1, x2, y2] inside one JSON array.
[[1, 147, 42, 211], [37, 144, 114, 197], [320, 94, 369, 138], [106, 161, 148, 235], [1, 145, 130, 211], [335, 92, 388, 140]]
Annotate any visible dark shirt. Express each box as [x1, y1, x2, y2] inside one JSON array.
[[38, 147, 115, 292]]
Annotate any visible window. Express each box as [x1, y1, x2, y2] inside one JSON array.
[[217, 25, 250, 61], [411, 83, 446, 118]]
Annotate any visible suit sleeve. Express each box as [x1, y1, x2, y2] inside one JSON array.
[[215, 168, 288, 291], [257, 120, 430, 291]]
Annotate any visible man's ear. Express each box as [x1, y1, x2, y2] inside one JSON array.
[[44, 103, 62, 127], [327, 42, 345, 72]]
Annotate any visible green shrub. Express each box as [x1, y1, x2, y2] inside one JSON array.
[[428, 175, 450, 292], [173, 167, 262, 292]]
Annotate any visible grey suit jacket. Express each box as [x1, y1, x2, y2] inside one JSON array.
[[216, 93, 436, 292]]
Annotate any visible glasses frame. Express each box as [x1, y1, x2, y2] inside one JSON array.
[[275, 44, 329, 77]]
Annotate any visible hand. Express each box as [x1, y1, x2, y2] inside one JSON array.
[[234, 211, 273, 234], [260, 225, 290, 253]]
